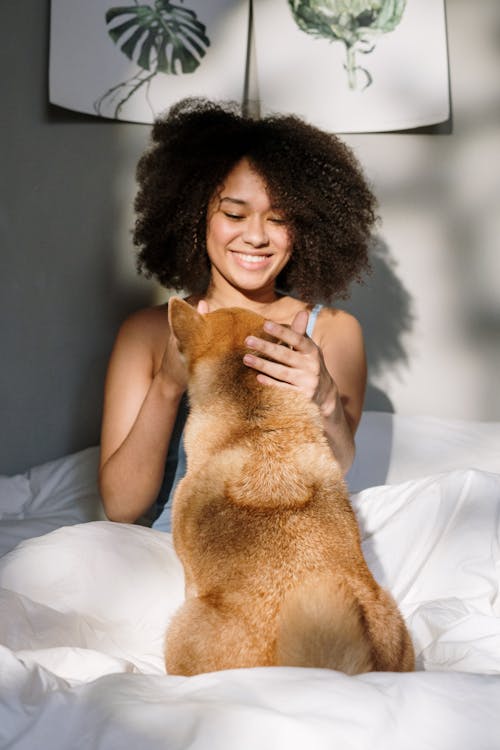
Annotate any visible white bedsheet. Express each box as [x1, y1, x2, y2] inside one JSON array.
[[1, 414, 500, 749]]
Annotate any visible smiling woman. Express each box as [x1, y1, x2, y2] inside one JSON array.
[[98, 97, 376, 529]]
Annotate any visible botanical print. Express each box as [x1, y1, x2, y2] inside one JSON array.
[[253, 0, 449, 132], [49, 0, 249, 123], [288, 0, 407, 90], [95, 1, 211, 118]]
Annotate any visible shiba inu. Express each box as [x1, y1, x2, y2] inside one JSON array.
[[165, 298, 414, 676]]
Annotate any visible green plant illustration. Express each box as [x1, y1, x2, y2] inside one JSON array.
[[94, 0, 210, 119], [288, 0, 407, 90]]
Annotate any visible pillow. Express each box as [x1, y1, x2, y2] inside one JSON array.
[[347, 412, 500, 492], [0, 522, 184, 677], [0, 447, 105, 557]]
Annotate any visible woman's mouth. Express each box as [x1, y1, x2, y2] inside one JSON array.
[[230, 251, 272, 270]]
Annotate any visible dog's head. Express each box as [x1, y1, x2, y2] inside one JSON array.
[[168, 297, 274, 401]]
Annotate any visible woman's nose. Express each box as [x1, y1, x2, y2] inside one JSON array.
[[242, 215, 269, 247]]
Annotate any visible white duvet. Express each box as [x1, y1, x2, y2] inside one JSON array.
[[1, 413, 500, 749]]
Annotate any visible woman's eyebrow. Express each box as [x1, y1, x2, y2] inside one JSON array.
[[220, 196, 284, 211], [220, 196, 246, 205]]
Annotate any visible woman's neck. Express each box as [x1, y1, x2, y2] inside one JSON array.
[[203, 277, 285, 316]]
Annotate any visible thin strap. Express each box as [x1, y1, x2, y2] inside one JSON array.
[[306, 304, 323, 338]]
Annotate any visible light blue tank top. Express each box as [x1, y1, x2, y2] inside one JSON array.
[[306, 304, 323, 337], [152, 304, 323, 532]]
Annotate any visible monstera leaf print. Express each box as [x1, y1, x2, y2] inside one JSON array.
[[288, 0, 407, 89], [95, 1, 210, 118]]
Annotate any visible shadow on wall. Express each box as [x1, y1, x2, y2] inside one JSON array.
[[338, 237, 414, 489], [337, 235, 415, 413]]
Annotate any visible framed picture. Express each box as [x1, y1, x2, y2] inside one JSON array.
[[253, 0, 450, 132], [50, 0, 250, 123]]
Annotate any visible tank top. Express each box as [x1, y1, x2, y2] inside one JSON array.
[[151, 304, 323, 532]]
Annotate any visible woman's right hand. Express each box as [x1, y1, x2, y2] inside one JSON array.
[[157, 327, 188, 396]]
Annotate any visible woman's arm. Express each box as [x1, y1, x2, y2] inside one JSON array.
[[242, 308, 366, 474], [99, 307, 187, 523], [310, 310, 366, 473]]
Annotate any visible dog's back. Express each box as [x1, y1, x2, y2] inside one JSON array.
[[165, 299, 414, 675]]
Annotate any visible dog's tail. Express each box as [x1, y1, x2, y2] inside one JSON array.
[[276, 576, 375, 674]]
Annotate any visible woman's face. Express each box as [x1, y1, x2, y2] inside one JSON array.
[[205, 158, 292, 296]]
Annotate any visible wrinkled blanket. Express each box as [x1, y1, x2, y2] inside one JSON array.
[[1, 466, 500, 749]]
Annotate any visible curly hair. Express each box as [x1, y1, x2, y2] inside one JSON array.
[[134, 98, 377, 302]]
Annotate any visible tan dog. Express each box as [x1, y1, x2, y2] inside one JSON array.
[[165, 298, 414, 676]]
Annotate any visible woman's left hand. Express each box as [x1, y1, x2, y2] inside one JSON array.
[[243, 311, 339, 418]]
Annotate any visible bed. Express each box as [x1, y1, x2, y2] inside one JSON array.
[[1, 412, 499, 749]]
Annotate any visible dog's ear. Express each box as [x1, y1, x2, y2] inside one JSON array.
[[168, 297, 205, 353]]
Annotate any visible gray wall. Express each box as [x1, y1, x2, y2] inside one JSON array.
[[0, 0, 152, 474]]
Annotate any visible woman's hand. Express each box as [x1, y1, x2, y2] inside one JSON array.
[[243, 310, 339, 418], [157, 329, 188, 395]]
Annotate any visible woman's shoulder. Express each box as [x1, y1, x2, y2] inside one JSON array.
[[315, 304, 360, 325], [312, 305, 363, 343], [115, 303, 170, 361], [121, 302, 169, 330]]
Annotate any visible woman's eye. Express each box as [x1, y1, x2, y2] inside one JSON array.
[[223, 212, 244, 220], [269, 217, 286, 225]]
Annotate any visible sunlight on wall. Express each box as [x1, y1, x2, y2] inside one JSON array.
[[342, 0, 500, 420]]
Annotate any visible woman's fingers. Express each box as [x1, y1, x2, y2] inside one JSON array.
[[242, 313, 326, 400], [243, 344, 320, 399], [262, 319, 312, 351], [244, 318, 313, 364], [244, 335, 301, 368], [243, 352, 296, 385], [255, 372, 298, 390], [290, 309, 309, 337], [243, 313, 337, 408]]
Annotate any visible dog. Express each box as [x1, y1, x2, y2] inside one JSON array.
[[165, 297, 414, 676]]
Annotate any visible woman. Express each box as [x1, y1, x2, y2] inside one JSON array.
[[99, 98, 376, 529]]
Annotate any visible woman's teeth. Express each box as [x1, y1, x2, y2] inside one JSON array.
[[236, 253, 269, 263]]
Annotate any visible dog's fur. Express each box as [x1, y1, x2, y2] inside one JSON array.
[[165, 298, 414, 676]]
